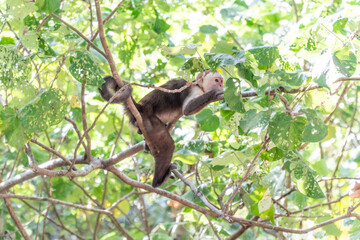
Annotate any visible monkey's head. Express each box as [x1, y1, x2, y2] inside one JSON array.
[[196, 69, 224, 92]]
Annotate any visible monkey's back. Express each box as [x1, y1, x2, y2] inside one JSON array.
[[137, 79, 191, 120]]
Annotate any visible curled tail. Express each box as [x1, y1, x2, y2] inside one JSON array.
[[99, 76, 137, 125]]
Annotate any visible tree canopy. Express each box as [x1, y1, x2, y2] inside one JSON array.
[[0, 0, 360, 239]]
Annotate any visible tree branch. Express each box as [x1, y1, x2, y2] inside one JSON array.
[[93, 0, 157, 155], [50, 13, 107, 58], [0, 194, 112, 215]]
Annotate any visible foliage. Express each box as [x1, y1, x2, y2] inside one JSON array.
[[0, 0, 360, 239]]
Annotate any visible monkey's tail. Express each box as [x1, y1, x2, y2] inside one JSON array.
[[99, 76, 138, 125]]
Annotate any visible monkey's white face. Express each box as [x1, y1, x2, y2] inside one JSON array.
[[202, 71, 224, 92]]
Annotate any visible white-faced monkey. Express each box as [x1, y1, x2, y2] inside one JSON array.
[[99, 69, 224, 187]]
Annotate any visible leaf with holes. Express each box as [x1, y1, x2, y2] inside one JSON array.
[[269, 113, 307, 150], [239, 109, 270, 133], [0, 46, 31, 87], [284, 152, 325, 199], [18, 89, 68, 133], [204, 52, 245, 72], [302, 109, 328, 142], [333, 48, 357, 77], [247, 46, 279, 69], [69, 50, 104, 86]]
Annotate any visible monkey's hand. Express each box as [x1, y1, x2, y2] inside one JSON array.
[[214, 89, 224, 98], [99, 76, 133, 103]]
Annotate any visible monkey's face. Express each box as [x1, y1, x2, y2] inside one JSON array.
[[202, 71, 224, 92]]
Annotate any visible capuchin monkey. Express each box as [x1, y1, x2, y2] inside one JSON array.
[[99, 69, 224, 187]]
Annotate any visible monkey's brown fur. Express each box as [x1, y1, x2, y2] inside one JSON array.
[[100, 70, 224, 187]]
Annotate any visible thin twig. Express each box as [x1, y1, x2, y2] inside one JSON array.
[[50, 13, 106, 58], [80, 83, 93, 162], [3, 197, 31, 240], [0, 194, 112, 215], [171, 168, 228, 220], [223, 136, 270, 214], [333, 86, 358, 176], [298, 84, 350, 151]]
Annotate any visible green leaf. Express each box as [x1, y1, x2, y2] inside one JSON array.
[[173, 153, 198, 165], [0, 108, 29, 148], [314, 69, 330, 88], [0, 46, 31, 87], [38, 38, 56, 56], [36, 0, 61, 13], [7, 0, 37, 21], [239, 109, 270, 133], [119, 36, 137, 66], [18, 89, 68, 132], [267, 70, 308, 89], [199, 25, 218, 34], [180, 57, 207, 75], [333, 18, 348, 34], [315, 216, 342, 236], [163, 44, 199, 55], [284, 153, 325, 199], [269, 113, 307, 150], [186, 140, 205, 153], [69, 50, 104, 86], [247, 46, 279, 69], [350, 220, 360, 240], [210, 41, 236, 54], [220, 8, 239, 20], [220, 109, 235, 121], [0, 37, 15, 45], [204, 52, 245, 72], [301, 109, 328, 142], [236, 62, 257, 88], [247, 187, 275, 224], [224, 78, 245, 113], [333, 48, 357, 77], [211, 151, 249, 166], [195, 109, 220, 132], [260, 147, 284, 162], [153, 9, 170, 34]]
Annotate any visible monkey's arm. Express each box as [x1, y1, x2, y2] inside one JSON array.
[[183, 89, 224, 116]]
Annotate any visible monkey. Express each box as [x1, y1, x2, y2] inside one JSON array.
[[99, 69, 224, 187]]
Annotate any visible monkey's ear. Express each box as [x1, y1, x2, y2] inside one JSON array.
[[196, 72, 204, 80]]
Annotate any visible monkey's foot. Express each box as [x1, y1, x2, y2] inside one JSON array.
[[169, 163, 177, 179], [144, 143, 150, 152]]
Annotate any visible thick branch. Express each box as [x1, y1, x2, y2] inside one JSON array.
[[0, 142, 144, 193], [107, 166, 221, 218]]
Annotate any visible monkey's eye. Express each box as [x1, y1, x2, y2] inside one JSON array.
[[215, 79, 219, 82]]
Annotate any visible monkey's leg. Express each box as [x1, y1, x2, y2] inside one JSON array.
[[183, 89, 224, 116], [143, 115, 175, 187]]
